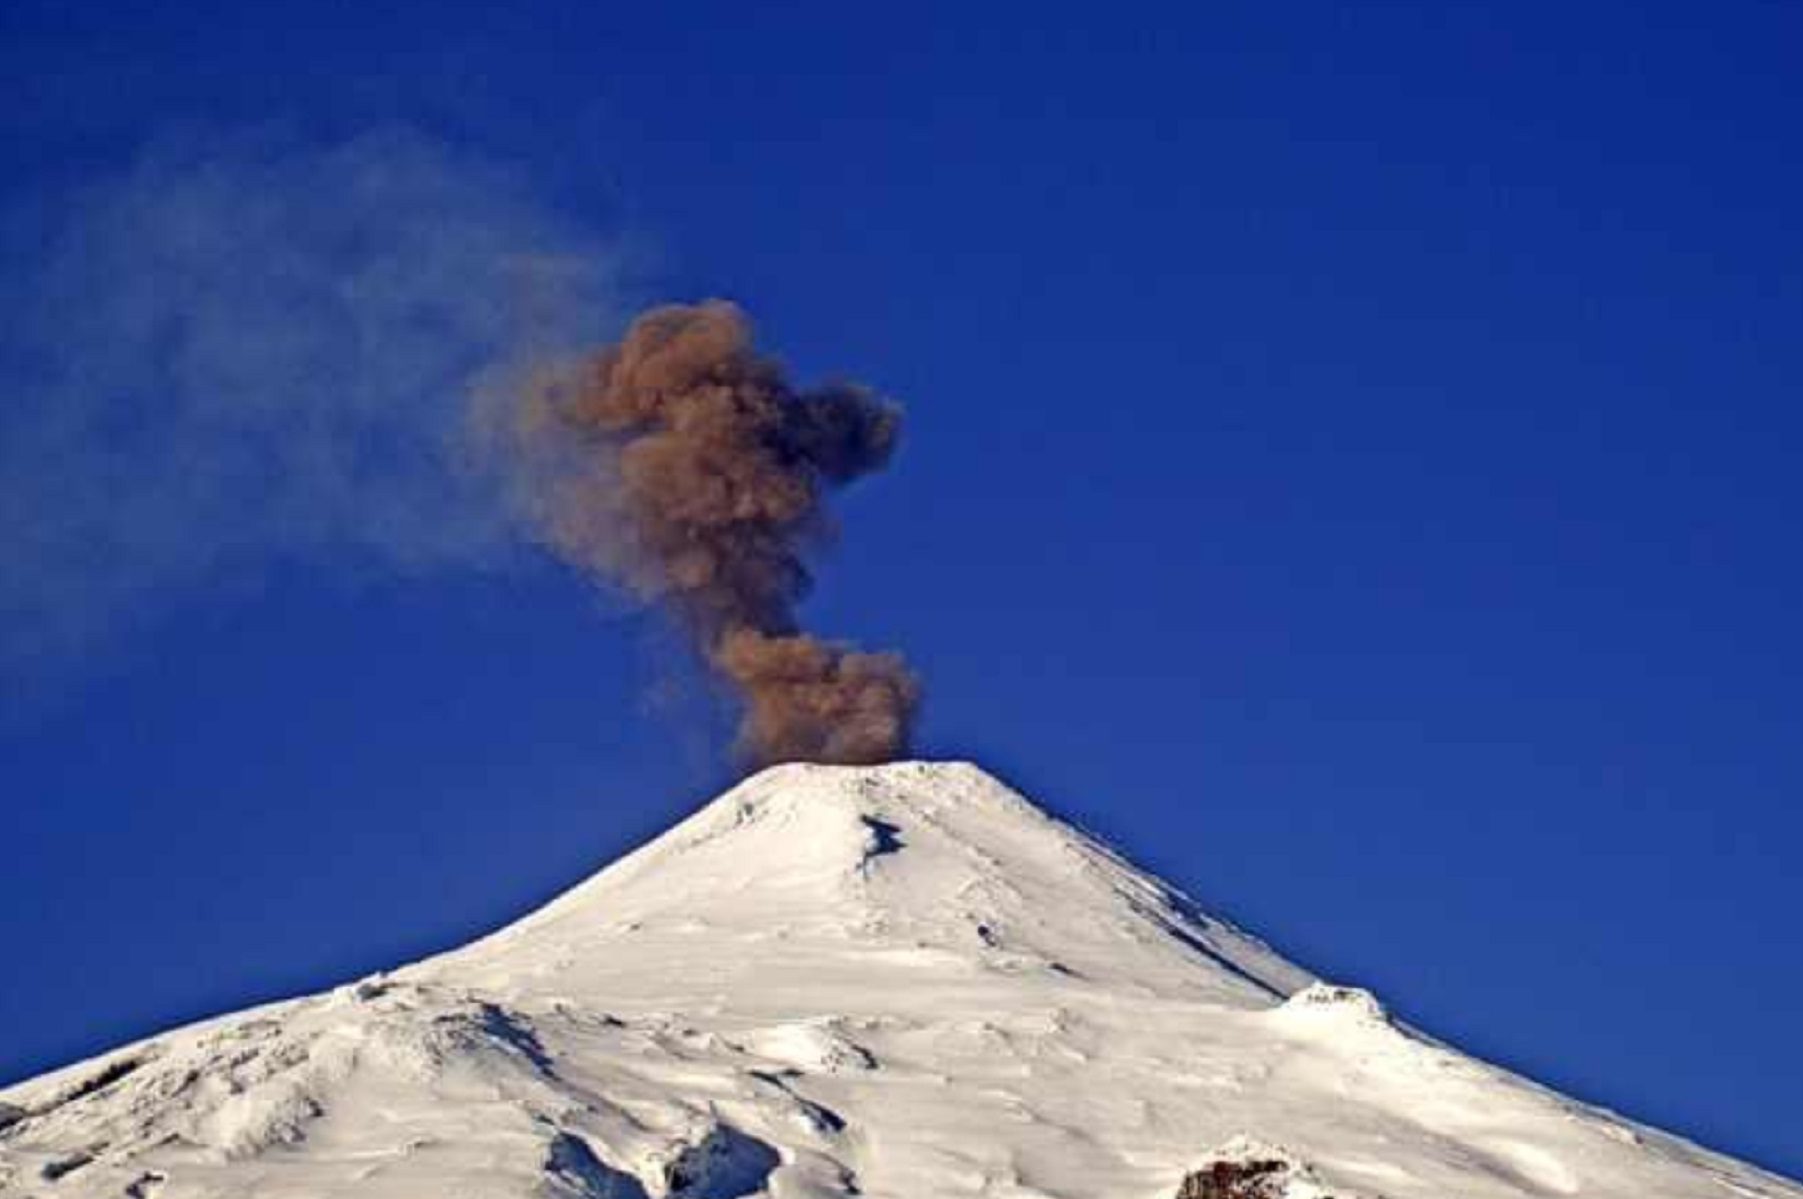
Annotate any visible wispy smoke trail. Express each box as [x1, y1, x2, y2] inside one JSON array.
[[502, 302, 919, 765], [0, 127, 619, 695], [1, 131, 917, 765]]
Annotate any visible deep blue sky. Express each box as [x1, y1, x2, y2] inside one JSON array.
[[4, 0, 1800, 1179]]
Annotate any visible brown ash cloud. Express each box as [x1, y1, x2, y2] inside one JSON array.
[[505, 300, 918, 765]]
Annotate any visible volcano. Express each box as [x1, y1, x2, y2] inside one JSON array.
[[1, 762, 1795, 1198]]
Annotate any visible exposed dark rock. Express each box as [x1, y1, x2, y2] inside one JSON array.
[[545, 1131, 648, 1199], [1175, 1158, 1289, 1199], [661, 1125, 781, 1199]]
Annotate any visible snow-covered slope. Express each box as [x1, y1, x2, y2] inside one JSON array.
[[2, 761, 1796, 1198]]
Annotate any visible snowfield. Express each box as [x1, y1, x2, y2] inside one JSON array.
[[2, 761, 1797, 1198]]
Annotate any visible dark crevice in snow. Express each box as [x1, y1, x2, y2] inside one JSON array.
[[859, 816, 905, 858], [748, 1069, 847, 1133], [60, 1055, 147, 1105], [1164, 924, 1286, 1000], [40, 1148, 99, 1181], [124, 1169, 168, 1198], [476, 1003, 557, 1075], [8, 1054, 153, 1136]]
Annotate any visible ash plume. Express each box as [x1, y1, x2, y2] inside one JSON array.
[[506, 301, 918, 766], [0, 129, 912, 765]]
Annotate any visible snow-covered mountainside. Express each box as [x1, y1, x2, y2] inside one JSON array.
[[2, 761, 1796, 1198]]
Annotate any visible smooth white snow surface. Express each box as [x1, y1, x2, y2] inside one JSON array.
[[2, 761, 1796, 1198]]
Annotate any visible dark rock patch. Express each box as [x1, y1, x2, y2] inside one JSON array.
[[545, 1131, 648, 1199], [1175, 1158, 1290, 1199], [662, 1125, 781, 1199]]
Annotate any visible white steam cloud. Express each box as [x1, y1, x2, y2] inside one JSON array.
[[0, 127, 624, 695]]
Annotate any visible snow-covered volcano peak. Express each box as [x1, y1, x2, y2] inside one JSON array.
[[4, 761, 1799, 1199], [439, 760, 1308, 1008]]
